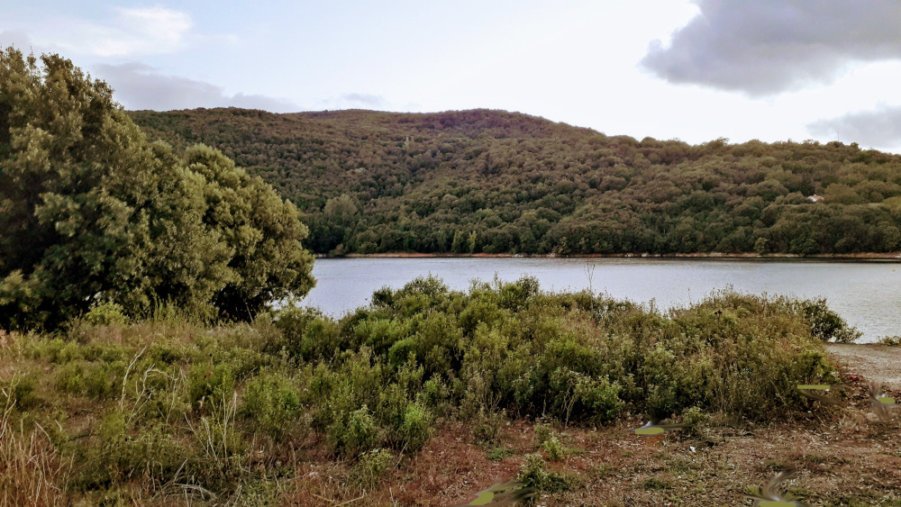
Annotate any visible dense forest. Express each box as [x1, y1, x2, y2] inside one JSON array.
[[132, 108, 901, 256]]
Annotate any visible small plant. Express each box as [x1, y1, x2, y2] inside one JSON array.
[[878, 335, 901, 346], [796, 298, 861, 343], [472, 408, 505, 445], [517, 453, 572, 493], [83, 301, 128, 326], [350, 448, 394, 491], [642, 477, 672, 491], [542, 434, 566, 461], [399, 402, 432, 451], [534, 423, 552, 446], [486, 447, 513, 461], [241, 371, 303, 439], [188, 362, 236, 410], [330, 405, 380, 457], [680, 406, 709, 435]]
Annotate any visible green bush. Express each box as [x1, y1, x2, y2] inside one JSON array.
[[241, 371, 303, 439], [350, 448, 394, 491], [329, 405, 380, 457], [271, 307, 342, 361], [878, 335, 901, 346], [796, 298, 861, 343], [54, 360, 124, 400], [82, 301, 129, 326], [517, 453, 572, 493], [542, 435, 566, 461], [188, 363, 235, 410], [399, 402, 432, 451]]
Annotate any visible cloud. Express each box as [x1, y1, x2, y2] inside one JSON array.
[[0, 30, 34, 51], [641, 0, 901, 95], [340, 93, 386, 107], [808, 106, 901, 150], [86, 7, 192, 57], [94, 63, 298, 112], [8, 7, 193, 58]]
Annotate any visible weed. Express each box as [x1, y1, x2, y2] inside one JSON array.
[[349, 448, 394, 491], [517, 453, 572, 493], [241, 371, 303, 439]]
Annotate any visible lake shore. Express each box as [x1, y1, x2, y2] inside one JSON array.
[[319, 251, 901, 262]]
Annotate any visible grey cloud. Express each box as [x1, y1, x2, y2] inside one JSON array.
[[808, 106, 901, 150], [642, 0, 901, 95], [340, 93, 386, 107], [94, 62, 298, 112]]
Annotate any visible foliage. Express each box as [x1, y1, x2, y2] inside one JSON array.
[[349, 448, 395, 491], [517, 453, 572, 493], [0, 279, 850, 502], [132, 108, 901, 256], [878, 335, 901, 346], [240, 371, 303, 439], [0, 49, 313, 330]]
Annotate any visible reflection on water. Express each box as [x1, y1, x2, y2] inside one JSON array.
[[303, 258, 901, 343]]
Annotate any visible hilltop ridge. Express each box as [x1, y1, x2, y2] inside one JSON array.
[[131, 108, 901, 256]]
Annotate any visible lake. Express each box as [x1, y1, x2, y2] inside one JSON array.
[[303, 258, 901, 343]]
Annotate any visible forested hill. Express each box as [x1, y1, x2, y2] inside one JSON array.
[[131, 108, 901, 256]]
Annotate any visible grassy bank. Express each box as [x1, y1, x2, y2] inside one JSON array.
[[2, 278, 893, 505]]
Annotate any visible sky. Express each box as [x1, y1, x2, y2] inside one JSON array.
[[3, 0, 901, 151]]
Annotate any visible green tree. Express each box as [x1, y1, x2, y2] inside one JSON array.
[[0, 49, 313, 329]]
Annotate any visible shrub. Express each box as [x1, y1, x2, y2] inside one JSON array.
[[329, 405, 380, 457], [83, 301, 128, 326], [54, 360, 124, 400], [796, 298, 861, 343], [542, 435, 566, 461], [188, 363, 236, 410], [878, 336, 901, 346], [241, 372, 303, 439], [271, 307, 342, 361], [1, 375, 41, 410], [517, 453, 572, 493], [350, 448, 394, 491], [399, 402, 432, 451]]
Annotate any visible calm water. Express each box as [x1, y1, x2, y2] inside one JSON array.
[[303, 258, 901, 343]]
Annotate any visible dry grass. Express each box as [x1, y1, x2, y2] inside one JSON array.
[[0, 398, 72, 507]]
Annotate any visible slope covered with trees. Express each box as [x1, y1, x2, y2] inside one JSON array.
[[131, 108, 901, 256]]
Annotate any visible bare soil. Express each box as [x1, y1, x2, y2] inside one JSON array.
[[827, 344, 901, 390]]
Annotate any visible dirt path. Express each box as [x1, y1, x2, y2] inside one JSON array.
[[827, 344, 901, 389]]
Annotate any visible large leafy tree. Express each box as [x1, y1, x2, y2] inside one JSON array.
[[0, 49, 314, 329]]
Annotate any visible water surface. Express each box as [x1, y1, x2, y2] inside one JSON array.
[[303, 258, 901, 343]]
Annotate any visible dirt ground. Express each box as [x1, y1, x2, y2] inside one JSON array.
[[827, 344, 901, 390], [285, 346, 901, 506]]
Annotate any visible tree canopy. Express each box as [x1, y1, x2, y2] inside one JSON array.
[[0, 49, 314, 329], [133, 108, 901, 256]]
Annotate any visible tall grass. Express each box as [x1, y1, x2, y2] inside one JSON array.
[[0, 395, 72, 507]]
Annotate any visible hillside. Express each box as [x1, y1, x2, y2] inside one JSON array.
[[131, 108, 901, 255]]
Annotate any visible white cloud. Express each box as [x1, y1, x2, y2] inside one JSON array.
[[15, 6, 193, 58], [94, 62, 298, 112]]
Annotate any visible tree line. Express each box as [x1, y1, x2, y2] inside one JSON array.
[[132, 108, 901, 256]]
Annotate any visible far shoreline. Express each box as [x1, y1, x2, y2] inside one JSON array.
[[316, 251, 901, 263]]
